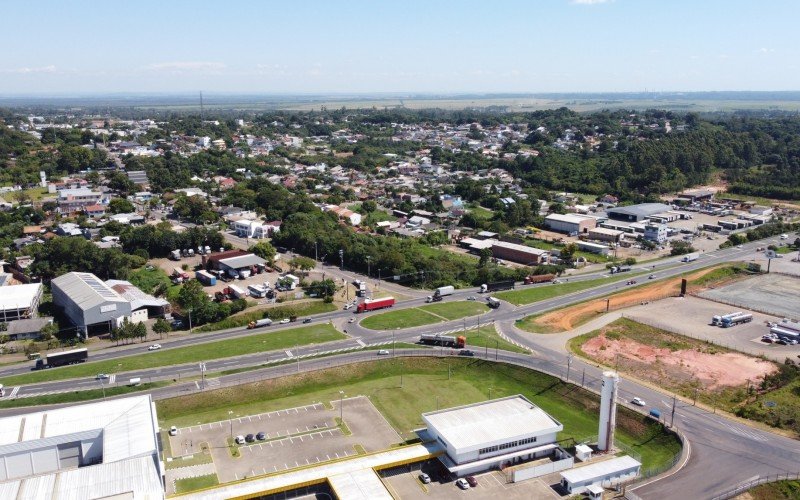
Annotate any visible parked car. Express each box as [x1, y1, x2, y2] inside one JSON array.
[[245, 433, 256, 443], [171, 319, 185, 329], [169, 426, 178, 436], [95, 373, 109, 380], [631, 397, 646, 406], [762, 337, 774, 343], [466, 476, 478, 487], [235, 435, 245, 445], [377, 350, 390, 355], [148, 344, 162, 351], [456, 478, 470, 489], [776, 339, 788, 345], [418, 473, 431, 484], [256, 432, 267, 441]]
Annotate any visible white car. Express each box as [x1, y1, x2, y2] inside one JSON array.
[[148, 344, 162, 351], [279, 318, 290, 324], [234, 435, 246, 445], [456, 478, 470, 490], [348, 318, 355, 323], [631, 397, 646, 407], [169, 426, 178, 436], [95, 373, 109, 380], [377, 350, 390, 355]]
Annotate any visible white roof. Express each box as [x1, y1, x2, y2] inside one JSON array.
[[106, 280, 169, 311], [545, 213, 594, 224], [423, 395, 562, 451], [329, 469, 392, 500], [0, 283, 41, 311], [51, 272, 127, 311], [560, 455, 641, 483], [589, 227, 624, 236], [491, 240, 549, 255]]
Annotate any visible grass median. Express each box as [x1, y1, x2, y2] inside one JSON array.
[[360, 301, 488, 330], [0, 324, 345, 387], [156, 357, 681, 470], [495, 273, 645, 306]]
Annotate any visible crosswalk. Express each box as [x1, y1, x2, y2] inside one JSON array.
[[108, 374, 116, 384], [8, 386, 19, 398], [716, 419, 769, 442]]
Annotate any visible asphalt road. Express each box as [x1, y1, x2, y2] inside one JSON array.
[[2, 237, 796, 499]]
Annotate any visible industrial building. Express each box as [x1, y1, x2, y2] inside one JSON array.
[[51, 272, 166, 337], [218, 253, 267, 279], [559, 455, 641, 494], [0, 283, 43, 323], [606, 203, 671, 222], [587, 227, 625, 243], [491, 241, 550, 265], [0, 394, 164, 498], [57, 188, 104, 215], [421, 395, 567, 477], [643, 224, 668, 244], [544, 213, 597, 234]]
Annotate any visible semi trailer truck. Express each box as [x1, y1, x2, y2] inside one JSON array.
[[426, 285, 455, 303], [523, 274, 556, 285], [419, 334, 466, 348], [721, 313, 753, 328], [479, 280, 515, 293], [356, 297, 395, 313], [35, 348, 88, 369], [711, 311, 742, 326]]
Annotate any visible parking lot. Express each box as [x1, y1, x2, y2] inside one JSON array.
[[698, 272, 800, 319], [167, 396, 402, 483], [623, 296, 798, 361], [382, 460, 560, 499]]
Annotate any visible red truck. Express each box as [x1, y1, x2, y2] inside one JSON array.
[[356, 297, 395, 313], [523, 274, 556, 285]]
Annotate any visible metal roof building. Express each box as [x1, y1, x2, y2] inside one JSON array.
[[51, 272, 132, 337], [422, 395, 564, 476], [559, 455, 641, 494], [606, 203, 672, 222], [0, 283, 43, 322], [0, 395, 163, 498]]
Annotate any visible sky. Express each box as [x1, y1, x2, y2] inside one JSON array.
[[1, 0, 798, 95]]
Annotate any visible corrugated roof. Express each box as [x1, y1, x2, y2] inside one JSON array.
[[423, 395, 562, 451], [546, 213, 595, 224], [0, 283, 41, 311], [607, 203, 671, 218], [51, 272, 127, 311], [218, 254, 266, 269], [106, 280, 169, 311]]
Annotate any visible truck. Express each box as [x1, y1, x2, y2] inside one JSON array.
[[356, 297, 395, 313], [711, 311, 742, 326], [419, 334, 466, 348], [248, 284, 268, 298], [721, 313, 753, 328], [523, 274, 556, 285], [609, 265, 632, 274], [681, 253, 699, 263], [355, 280, 367, 297], [170, 249, 182, 260], [487, 297, 501, 309], [426, 285, 455, 303], [195, 270, 217, 286], [35, 348, 88, 369], [228, 284, 246, 299], [247, 318, 273, 329], [172, 267, 189, 280], [479, 280, 515, 293]]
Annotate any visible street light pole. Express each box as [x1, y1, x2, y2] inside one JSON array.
[[339, 391, 344, 423], [566, 354, 573, 383], [228, 410, 233, 440]]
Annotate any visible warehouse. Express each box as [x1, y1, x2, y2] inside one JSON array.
[[0, 394, 163, 498], [577, 241, 611, 255], [107, 280, 170, 319], [587, 227, 625, 243], [545, 213, 597, 234], [218, 253, 268, 279], [491, 241, 550, 265], [0, 283, 43, 322], [422, 395, 566, 477], [51, 272, 133, 337], [606, 203, 671, 222], [559, 455, 641, 494]]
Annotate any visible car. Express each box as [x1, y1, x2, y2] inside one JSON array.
[[234, 435, 245, 445], [279, 318, 290, 324], [95, 373, 109, 380], [466, 476, 478, 487], [776, 339, 788, 345], [256, 431, 267, 440], [302, 318, 312, 324], [377, 349, 390, 355], [459, 350, 475, 357], [648, 274, 656, 279], [169, 426, 178, 436], [456, 478, 470, 490], [736, 244, 743, 249], [245, 433, 256, 443], [348, 318, 355, 323], [171, 319, 185, 329], [631, 397, 646, 406], [148, 344, 162, 351], [418, 473, 431, 484], [467, 296, 476, 301], [762, 337, 774, 343], [343, 303, 353, 310]]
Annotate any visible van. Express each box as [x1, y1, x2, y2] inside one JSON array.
[[129, 377, 141, 386]]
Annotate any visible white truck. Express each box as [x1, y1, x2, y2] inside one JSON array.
[[170, 249, 181, 260], [248, 284, 268, 298], [711, 311, 742, 326], [228, 284, 246, 299], [426, 285, 455, 303], [721, 312, 753, 328], [247, 318, 273, 329], [681, 253, 699, 263]]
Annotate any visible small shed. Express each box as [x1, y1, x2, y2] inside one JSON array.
[[575, 444, 593, 462]]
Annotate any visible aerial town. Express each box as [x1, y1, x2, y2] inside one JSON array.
[[2, 2, 800, 500]]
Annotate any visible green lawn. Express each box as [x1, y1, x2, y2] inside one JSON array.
[[0, 382, 168, 410], [688, 263, 748, 286], [745, 479, 800, 500], [467, 325, 530, 354], [174, 474, 219, 494], [360, 301, 489, 330], [156, 358, 681, 470], [196, 301, 337, 332], [127, 266, 173, 294], [0, 324, 345, 386], [496, 274, 638, 306]]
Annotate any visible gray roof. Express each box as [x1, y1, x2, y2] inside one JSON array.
[[51, 272, 127, 311], [106, 280, 169, 311], [218, 254, 266, 270], [607, 203, 671, 218], [6, 318, 51, 335]]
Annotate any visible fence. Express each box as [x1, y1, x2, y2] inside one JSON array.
[[709, 472, 800, 500]]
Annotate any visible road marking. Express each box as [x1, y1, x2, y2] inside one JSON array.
[[356, 339, 366, 347], [9, 386, 19, 398], [285, 350, 293, 357], [108, 375, 116, 384], [194, 381, 200, 390]]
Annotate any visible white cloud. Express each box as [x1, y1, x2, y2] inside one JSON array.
[[570, 0, 613, 4], [2, 65, 57, 74], [145, 61, 226, 72], [757, 47, 774, 53]]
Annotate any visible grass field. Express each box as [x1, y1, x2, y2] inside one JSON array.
[[0, 324, 345, 386], [743, 479, 800, 500], [496, 273, 640, 306], [175, 474, 219, 494], [360, 301, 489, 330], [688, 263, 749, 286], [128, 266, 173, 294], [196, 301, 337, 332], [156, 358, 680, 470], [466, 325, 529, 354]]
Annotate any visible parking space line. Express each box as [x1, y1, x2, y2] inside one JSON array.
[[299, 436, 303, 442], [327, 454, 330, 460]]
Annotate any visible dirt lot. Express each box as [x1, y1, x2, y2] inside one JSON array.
[[699, 273, 800, 319], [167, 396, 401, 484], [624, 296, 798, 362], [576, 319, 777, 391]]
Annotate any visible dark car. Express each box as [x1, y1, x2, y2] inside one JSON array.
[[302, 318, 312, 324], [466, 476, 478, 487], [459, 350, 475, 357], [256, 431, 267, 440], [245, 433, 256, 443]]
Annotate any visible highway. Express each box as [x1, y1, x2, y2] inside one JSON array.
[[1, 238, 797, 498]]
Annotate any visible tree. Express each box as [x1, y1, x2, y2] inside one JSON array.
[[478, 248, 493, 267], [306, 279, 337, 299], [360, 200, 377, 214], [288, 256, 316, 276], [559, 243, 577, 263], [177, 279, 207, 311], [152, 318, 171, 339], [39, 323, 58, 341], [248, 241, 277, 264], [108, 198, 135, 214]]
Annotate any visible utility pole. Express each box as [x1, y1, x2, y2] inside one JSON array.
[[339, 249, 344, 271], [566, 354, 573, 383], [315, 241, 318, 263], [581, 368, 585, 387], [670, 395, 677, 427], [366, 256, 371, 278], [199, 362, 206, 389]]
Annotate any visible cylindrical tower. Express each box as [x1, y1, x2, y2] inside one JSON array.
[[598, 371, 619, 451]]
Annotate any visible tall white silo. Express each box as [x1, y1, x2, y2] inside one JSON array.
[[598, 371, 619, 451]]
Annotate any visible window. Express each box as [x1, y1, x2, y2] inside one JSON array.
[[478, 436, 537, 455]]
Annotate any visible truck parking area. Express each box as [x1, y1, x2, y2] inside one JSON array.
[[166, 396, 402, 484]]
